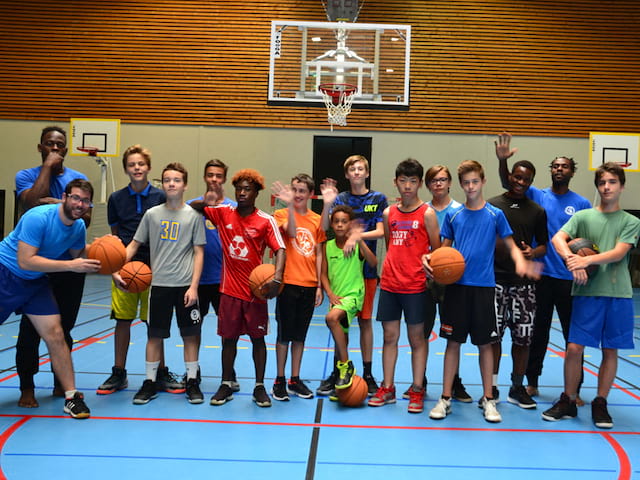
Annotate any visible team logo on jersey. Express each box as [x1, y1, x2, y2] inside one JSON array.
[[230, 235, 249, 259], [564, 206, 576, 216], [294, 227, 315, 257], [205, 219, 216, 230]]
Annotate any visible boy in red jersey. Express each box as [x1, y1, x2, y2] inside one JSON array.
[[368, 159, 441, 414], [195, 169, 286, 408]]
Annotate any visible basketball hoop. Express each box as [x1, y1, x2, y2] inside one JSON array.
[[319, 83, 357, 129], [76, 146, 100, 157]]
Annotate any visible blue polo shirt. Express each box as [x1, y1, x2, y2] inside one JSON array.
[[107, 183, 166, 264]]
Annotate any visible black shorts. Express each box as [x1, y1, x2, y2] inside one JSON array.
[[275, 284, 316, 343], [198, 283, 221, 318], [148, 286, 202, 339], [440, 284, 499, 346]]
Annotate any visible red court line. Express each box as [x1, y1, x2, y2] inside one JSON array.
[[0, 416, 31, 480], [547, 347, 640, 401], [601, 433, 631, 480]]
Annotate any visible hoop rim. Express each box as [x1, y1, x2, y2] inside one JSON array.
[[77, 146, 100, 156], [318, 83, 357, 97]]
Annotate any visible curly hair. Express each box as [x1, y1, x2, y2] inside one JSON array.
[[232, 169, 265, 191]]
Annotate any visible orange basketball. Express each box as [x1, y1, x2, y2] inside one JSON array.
[[336, 375, 368, 407], [87, 235, 127, 274], [568, 237, 600, 277], [248, 263, 283, 300], [430, 246, 465, 285], [119, 261, 152, 293]]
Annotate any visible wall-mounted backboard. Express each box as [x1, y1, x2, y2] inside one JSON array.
[[69, 118, 120, 157], [268, 21, 411, 108], [589, 132, 640, 171]]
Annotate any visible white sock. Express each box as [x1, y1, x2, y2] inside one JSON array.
[[492, 374, 499, 387], [146, 361, 161, 381], [185, 361, 199, 380], [65, 389, 77, 399]]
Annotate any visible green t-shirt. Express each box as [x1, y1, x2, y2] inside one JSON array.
[[326, 239, 365, 315], [561, 208, 640, 298]]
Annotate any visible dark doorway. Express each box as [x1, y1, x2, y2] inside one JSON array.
[[311, 136, 373, 214]]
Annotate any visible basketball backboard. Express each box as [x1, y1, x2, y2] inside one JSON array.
[[268, 21, 411, 108], [589, 132, 640, 171], [69, 118, 120, 157]]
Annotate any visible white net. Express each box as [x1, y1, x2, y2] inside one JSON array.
[[320, 84, 356, 127]]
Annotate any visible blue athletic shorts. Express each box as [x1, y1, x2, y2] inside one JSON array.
[[569, 296, 634, 349], [376, 289, 434, 329], [0, 263, 58, 324]]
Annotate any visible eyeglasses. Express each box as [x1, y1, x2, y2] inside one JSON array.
[[68, 194, 93, 207], [429, 177, 449, 185]]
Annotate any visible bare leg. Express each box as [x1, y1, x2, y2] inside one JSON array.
[[275, 342, 288, 378], [27, 314, 75, 393], [290, 341, 304, 378], [221, 338, 238, 381], [113, 320, 131, 368], [407, 323, 426, 388], [381, 321, 400, 388], [326, 310, 349, 362], [251, 337, 267, 383], [442, 340, 460, 397], [597, 348, 618, 399], [563, 342, 585, 396], [478, 343, 494, 399], [511, 344, 529, 377], [358, 317, 373, 363], [182, 335, 199, 363], [492, 342, 502, 375]]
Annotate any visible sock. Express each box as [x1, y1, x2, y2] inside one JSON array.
[[568, 393, 577, 401], [363, 361, 372, 377], [255, 382, 264, 388], [492, 374, 498, 387], [511, 373, 524, 387], [65, 389, 78, 399], [146, 360, 161, 381], [185, 361, 199, 380]]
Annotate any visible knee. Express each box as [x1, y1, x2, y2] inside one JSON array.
[[566, 342, 584, 358]]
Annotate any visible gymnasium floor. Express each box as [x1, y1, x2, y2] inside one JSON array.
[[0, 274, 638, 480]]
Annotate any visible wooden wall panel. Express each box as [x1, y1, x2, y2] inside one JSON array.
[[0, 0, 638, 137]]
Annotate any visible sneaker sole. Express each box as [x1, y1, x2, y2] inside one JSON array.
[[408, 405, 424, 414], [96, 382, 128, 395], [594, 420, 613, 429], [507, 396, 537, 409], [253, 397, 272, 408], [271, 388, 290, 401], [163, 387, 186, 394], [453, 395, 473, 403], [188, 397, 205, 404], [367, 399, 396, 407], [429, 411, 450, 420], [133, 393, 158, 405], [316, 389, 333, 396], [541, 412, 576, 421], [63, 407, 90, 419], [210, 394, 233, 406], [288, 390, 314, 399], [484, 415, 502, 423]]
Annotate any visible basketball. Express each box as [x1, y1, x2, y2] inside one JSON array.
[[568, 237, 599, 277], [336, 375, 368, 407], [87, 235, 127, 274], [119, 261, 152, 293], [429, 246, 465, 285], [248, 263, 283, 300]]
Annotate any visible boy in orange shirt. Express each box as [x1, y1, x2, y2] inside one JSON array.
[[270, 174, 327, 400]]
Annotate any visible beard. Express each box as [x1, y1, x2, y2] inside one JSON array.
[[62, 201, 82, 221]]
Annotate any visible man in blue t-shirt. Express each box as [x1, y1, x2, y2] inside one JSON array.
[[14, 126, 90, 409], [0, 179, 100, 418], [495, 132, 591, 401]]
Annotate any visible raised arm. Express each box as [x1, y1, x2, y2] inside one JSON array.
[[320, 178, 338, 231], [494, 132, 518, 190]]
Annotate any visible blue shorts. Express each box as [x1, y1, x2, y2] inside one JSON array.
[[569, 296, 634, 349], [0, 264, 58, 324], [376, 289, 434, 328]]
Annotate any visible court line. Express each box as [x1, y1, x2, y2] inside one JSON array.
[[0, 413, 634, 480]]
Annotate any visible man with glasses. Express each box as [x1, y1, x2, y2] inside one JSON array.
[[13, 126, 91, 409], [495, 133, 591, 403], [0, 179, 100, 418]]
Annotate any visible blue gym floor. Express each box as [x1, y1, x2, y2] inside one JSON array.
[[0, 274, 638, 479]]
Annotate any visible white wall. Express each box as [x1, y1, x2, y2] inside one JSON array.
[[3, 119, 637, 239]]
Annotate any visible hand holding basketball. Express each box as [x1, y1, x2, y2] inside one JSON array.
[[566, 237, 599, 284], [249, 264, 283, 300], [428, 246, 465, 285], [87, 235, 127, 274], [118, 261, 152, 293]]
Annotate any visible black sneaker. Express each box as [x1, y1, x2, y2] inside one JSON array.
[[64, 392, 90, 419], [507, 385, 537, 409], [316, 372, 336, 396], [335, 360, 355, 390], [253, 384, 272, 407], [210, 383, 234, 405], [542, 392, 578, 421], [133, 379, 158, 405], [452, 375, 472, 403], [363, 374, 378, 396], [478, 386, 500, 408], [96, 366, 128, 395], [186, 378, 204, 404], [592, 396, 613, 429], [271, 377, 290, 401], [157, 367, 185, 394], [288, 378, 314, 399]]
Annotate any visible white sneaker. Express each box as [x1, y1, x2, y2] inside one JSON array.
[[482, 397, 502, 423], [429, 397, 452, 420]]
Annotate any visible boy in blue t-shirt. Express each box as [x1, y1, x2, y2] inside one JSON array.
[[427, 160, 539, 424]]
